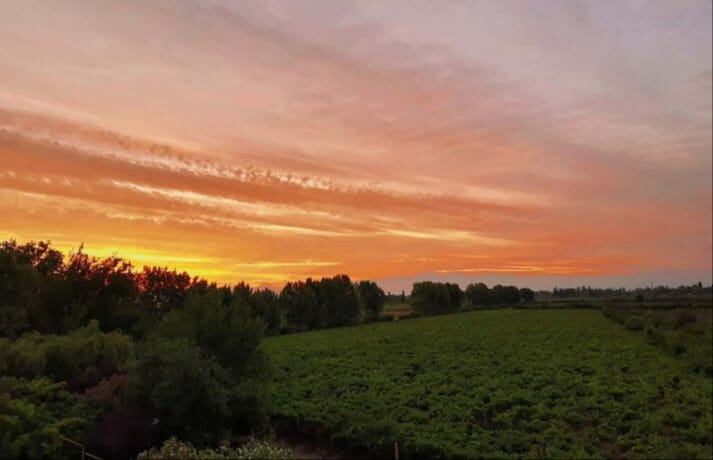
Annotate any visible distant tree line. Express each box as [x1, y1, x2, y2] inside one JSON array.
[[408, 281, 536, 315], [545, 283, 711, 300], [464, 282, 535, 306]]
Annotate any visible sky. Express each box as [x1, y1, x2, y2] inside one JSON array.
[[0, 0, 711, 291]]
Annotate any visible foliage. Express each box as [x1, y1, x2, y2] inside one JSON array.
[[411, 281, 462, 315], [130, 291, 271, 445], [128, 339, 237, 445], [356, 280, 386, 322], [464, 282, 491, 306], [602, 306, 712, 377], [280, 279, 322, 331], [0, 377, 100, 459], [549, 282, 711, 300], [1, 240, 390, 340], [0, 320, 134, 388], [519, 288, 535, 302], [137, 266, 195, 314], [279, 275, 360, 331], [0, 240, 214, 338], [249, 289, 282, 335], [0, 242, 47, 338], [264, 310, 713, 459], [155, 291, 266, 374], [465, 282, 523, 307], [137, 437, 292, 460]]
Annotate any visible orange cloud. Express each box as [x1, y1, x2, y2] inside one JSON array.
[[0, 1, 710, 288]]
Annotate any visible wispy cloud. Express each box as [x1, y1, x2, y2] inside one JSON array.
[[0, 0, 710, 287]]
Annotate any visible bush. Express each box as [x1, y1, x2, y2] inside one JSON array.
[[128, 339, 237, 445], [0, 321, 133, 389], [130, 291, 271, 445], [137, 437, 292, 460], [0, 377, 100, 459]]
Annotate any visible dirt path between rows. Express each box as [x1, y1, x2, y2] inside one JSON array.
[[276, 436, 345, 459]]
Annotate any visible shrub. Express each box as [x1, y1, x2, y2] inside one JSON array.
[[136, 437, 293, 460], [0, 377, 100, 459], [130, 291, 271, 444], [0, 321, 133, 389], [128, 339, 237, 445]]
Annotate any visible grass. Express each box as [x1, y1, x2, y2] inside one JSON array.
[[263, 309, 713, 459]]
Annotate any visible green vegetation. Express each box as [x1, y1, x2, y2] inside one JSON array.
[[0, 241, 283, 458], [264, 309, 713, 459], [0, 320, 133, 388], [0, 240, 393, 458], [0, 377, 100, 459], [2, 239, 711, 459], [137, 437, 293, 460], [411, 281, 463, 315], [279, 275, 360, 332], [602, 306, 713, 377], [356, 280, 386, 322], [130, 291, 271, 445]]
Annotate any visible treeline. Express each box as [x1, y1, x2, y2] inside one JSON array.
[[546, 283, 711, 299], [409, 281, 535, 315], [0, 240, 390, 458], [280, 277, 385, 332], [0, 240, 387, 340], [465, 282, 535, 305]]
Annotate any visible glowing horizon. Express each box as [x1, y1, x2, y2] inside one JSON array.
[[1, 1, 711, 291]]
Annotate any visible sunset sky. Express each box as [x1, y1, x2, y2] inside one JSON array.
[[1, 0, 711, 291]]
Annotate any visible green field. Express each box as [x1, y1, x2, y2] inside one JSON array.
[[264, 310, 713, 459]]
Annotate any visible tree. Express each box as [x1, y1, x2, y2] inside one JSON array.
[[411, 282, 462, 315], [465, 282, 492, 306], [0, 377, 99, 459], [519, 288, 535, 302], [137, 267, 193, 314], [491, 285, 520, 304], [135, 291, 271, 444], [279, 275, 360, 331], [155, 291, 267, 376], [280, 279, 322, 331], [318, 275, 360, 327], [356, 280, 386, 322], [128, 339, 236, 445], [0, 246, 40, 338], [249, 289, 282, 335]]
